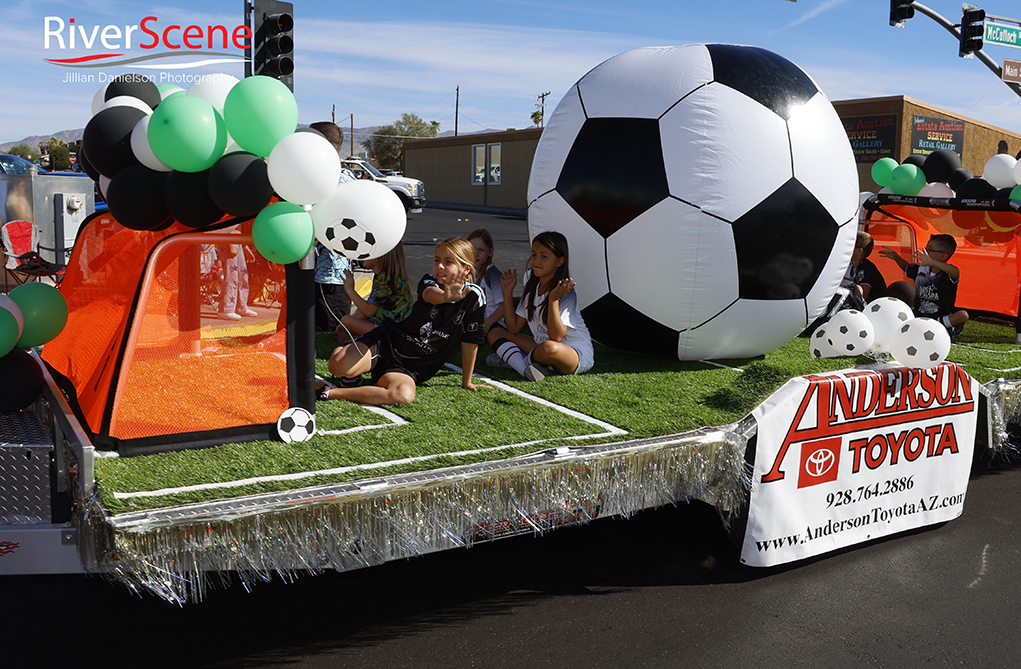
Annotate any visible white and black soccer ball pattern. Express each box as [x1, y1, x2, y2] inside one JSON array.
[[527, 44, 858, 360], [277, 407, 317, 443], [324, 217, 377, 260]]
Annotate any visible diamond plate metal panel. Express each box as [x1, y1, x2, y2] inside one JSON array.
[[0, 409, 54, 522]]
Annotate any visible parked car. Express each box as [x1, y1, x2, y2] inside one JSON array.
[[0, 154, 49, 175], [341, 158, 425, 213]]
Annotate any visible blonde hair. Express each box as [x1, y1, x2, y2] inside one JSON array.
[[374, 242, 409, 285], [437, 237, 477, 282]]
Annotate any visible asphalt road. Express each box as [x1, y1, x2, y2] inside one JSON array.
[[6, 209, 1021, 668]]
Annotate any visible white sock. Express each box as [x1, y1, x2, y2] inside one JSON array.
[[495, 340, 529, 376]]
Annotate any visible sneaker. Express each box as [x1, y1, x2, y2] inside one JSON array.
[[237, 307, 258, 317], [315, 377, 336, 401], [338, 376, 362, 388], [219, 312, 242, 321], [486, 353, 511, 369], [523, 363, 546, 382]]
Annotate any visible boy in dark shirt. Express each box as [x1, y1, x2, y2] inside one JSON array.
[[879, 233, 969, 337], [847, 231, 887, 302]]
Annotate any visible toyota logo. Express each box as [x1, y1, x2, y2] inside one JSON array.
[[805, 447, 835, 477]]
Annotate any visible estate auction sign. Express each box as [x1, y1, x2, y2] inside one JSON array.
[[841, 114, 897, 164], [910, 115, 964, 158], [741, 364, 977, 567]]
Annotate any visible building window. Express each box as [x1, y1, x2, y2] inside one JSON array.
[[471, 143, 501, 185]]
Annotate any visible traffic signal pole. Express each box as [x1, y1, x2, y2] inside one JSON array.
[[893, 2, 1021, 100]]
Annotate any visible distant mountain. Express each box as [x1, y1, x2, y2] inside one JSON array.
[[0, 129, 85, 153]]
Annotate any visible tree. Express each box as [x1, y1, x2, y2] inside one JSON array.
[[8, 143, 37, 160], [49, 144, 71, 171], [365, 113, 439, 169], [531, 110, 543, 127]]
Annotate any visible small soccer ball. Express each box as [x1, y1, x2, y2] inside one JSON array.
[[825, 309, 875, 356], [865, 296, 913, 353], [323, 217, 377, 260], [889, 317, 951, 369], [277, 407, 316, 443], [810, 326, 839, 359]]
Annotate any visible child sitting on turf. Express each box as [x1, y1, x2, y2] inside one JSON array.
[[486, 231, 594, 381], [879, 233, 969, 337], [337, 242, 414, 343], [847, 231, 887, 303], [320, 238, 489, 405], [467, 228, 504, 335]]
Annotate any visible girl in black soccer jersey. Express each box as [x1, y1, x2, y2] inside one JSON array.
[[321, 238, 489, 406]]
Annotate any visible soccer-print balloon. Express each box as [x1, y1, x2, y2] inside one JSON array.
[[267, 132, 341, 205], [809, 326, 838, 359], [527, 44, 858, 360], [824, 309, 875, 355], [311, 180, 407, 261], [889, 317, 951, 369], [864, 296, 913, 353]]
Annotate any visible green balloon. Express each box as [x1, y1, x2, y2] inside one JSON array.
[[871, 158, 899, 188], [147, 94, 227, 172], [252, 202, 315, 265], [9, 282, 69, 349], [888, 163, 926, 196], [1011, 184, 1021, 201], [0, 307, 19, 358], [223, 76, 299, 157]]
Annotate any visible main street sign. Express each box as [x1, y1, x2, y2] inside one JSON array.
[[985, 22, 1021, 49], [1003, 58, 1021, 84]]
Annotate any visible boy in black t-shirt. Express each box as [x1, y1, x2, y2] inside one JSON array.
[[847, 231, 887, 303], [321, 238, 488, 406], [879, 234, 969, 337]]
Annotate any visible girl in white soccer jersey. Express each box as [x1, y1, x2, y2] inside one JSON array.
[[486, 231, 594, 381]]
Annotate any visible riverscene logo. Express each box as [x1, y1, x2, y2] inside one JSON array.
[[43, 16, 250, 68], [761, 363, 974, 487]]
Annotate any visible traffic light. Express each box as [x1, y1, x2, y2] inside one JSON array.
[[252, 0, 294, 90], [959, 7, 986, 58], [889, 0, 914, 28]]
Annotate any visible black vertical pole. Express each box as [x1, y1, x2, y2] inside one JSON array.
[[286, 252, 316, 412]]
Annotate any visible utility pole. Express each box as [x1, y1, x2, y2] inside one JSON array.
[[535, 91, 551, 128], [455, 86, 459, 137], [350, 114, 354, 158], [331, 104, 335, 124]]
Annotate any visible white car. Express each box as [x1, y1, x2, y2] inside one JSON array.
[[342, 158, 425, 213]]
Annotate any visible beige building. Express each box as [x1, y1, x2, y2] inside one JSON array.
[[402, 97, 1021, 212]]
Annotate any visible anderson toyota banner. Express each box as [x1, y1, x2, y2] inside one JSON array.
[[741, 364, 978, 567]]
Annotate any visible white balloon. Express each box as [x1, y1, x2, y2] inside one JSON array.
[[890, 317, 951, 369], [982, 154, 1018, 189], [130, 115, 172, 172], [864, 296, 914, 353], [100, 95, 153, 115], [918, 182, 954, 198], [809, 326, 839, 359], [186, 73, 240, 113], [1014, 158, 1021, 188], [0, 294, 24, 338], [311, 180, 407, 261], [825, 309, 875, 355], [91, 83, 110, 116], [267, 133, 342, 205]]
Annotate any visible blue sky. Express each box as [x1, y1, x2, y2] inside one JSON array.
[[3, 0, 1020, 145]]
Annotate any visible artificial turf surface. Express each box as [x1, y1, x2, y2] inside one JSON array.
[[93, 320, 1021, 514]]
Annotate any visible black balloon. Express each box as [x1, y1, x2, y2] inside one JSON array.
[[165, 169, 225, 229], [78, 144, 100, 181], [955, 177, 997, 200], [995, 187, 1015, 199], [105, 74, 161, 111], [902, 154, 926, 169], [947, 168, 974, 192], [208, 152, 274, 217], [106, 165, 171, 230], [922, 149, 961, 184], [82, 106, 146, 178], [0, 349, 44, 412]]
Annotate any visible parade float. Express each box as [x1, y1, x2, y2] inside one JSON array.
[[3, 46, 1021, 604]]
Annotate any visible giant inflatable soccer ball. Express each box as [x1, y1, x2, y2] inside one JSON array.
[[528, 44, 858, 360]]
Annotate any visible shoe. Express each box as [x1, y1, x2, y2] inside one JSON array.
[[338, 376, 362, 388], [523, 363, 546, 382], [219, 312, 242, 321], [486, 353, 511, 369], [315, 377, 336, 401], [237, 308, 258, 317]]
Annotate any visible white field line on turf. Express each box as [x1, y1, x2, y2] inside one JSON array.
[[112, 365, 626, 500], [318, 404, 408, 435]]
